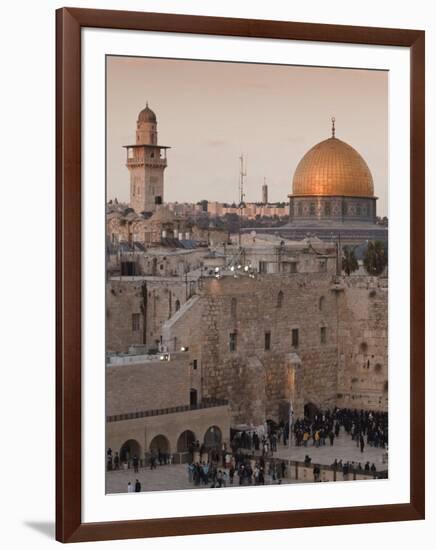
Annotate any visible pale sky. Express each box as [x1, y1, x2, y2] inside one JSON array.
[[107, 56, 388, 217]]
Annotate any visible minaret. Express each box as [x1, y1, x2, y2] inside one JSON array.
[[262, 178, 268, 204], [123, 103, 170, 214]]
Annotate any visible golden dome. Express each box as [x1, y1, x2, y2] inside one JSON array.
[[292, 137, 374, 197]]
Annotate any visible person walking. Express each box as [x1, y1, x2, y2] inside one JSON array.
[[187, 462, 194, 483], [329, 431, 335, 446], [258, 467, 265, 485], [134, 479, 141, 492], [149, 452, 156, 470], [127, 481, 134, 493], [229, 465, 235, 485], [222, 470, 228, 487], [359, 434, 365, 453]]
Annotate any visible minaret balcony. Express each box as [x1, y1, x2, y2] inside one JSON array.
[[126, 157, 167, 168]]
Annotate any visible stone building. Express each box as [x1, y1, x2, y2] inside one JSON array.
[[107, 236, 339, 353], [107, 273, 200, 354], [107, 204, 194, 250], [208, 201, 288, 219]]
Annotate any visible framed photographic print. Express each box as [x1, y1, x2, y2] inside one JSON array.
[[56, 7, 425, 543]]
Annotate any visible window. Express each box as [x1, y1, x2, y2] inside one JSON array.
[[319, 296, 325, 311], [342, 201, 348, 216], [320, 327, 327, 344], [132, 313, 140, 332], [175, 299, 181, 312], [190, 388, 198, 407], [309, 203, 316, 216], [193, 359, 198, 370], [229, 332, 237, 352], [324, 202, 331, 216], [230, 297, 237, 319], [277, 290, 284, 308], [121, 261, 137, 276], [264, 331, 271, 351], [292, 328, 299, 348], [290, 262, 297, 274]]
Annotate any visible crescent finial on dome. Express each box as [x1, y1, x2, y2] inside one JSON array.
[[331, 116, 336, 138]]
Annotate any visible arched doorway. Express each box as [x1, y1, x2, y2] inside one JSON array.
[[304, 402, 320, 420], [149, 434, 170, 453], [177, 430, 196, 452], [204, 426, 222, 449], [119, 439, 141, 462]]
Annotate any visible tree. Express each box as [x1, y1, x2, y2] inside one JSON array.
[[342, 245, 359, 275], [196, 199, 209, 212], [363, 240, 388, 276]]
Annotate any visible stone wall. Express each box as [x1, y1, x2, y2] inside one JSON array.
[[162, 273, 341, 427], [107, 277, 192, 353], [289, 195, 377, 223], [336, 276, 388, 410], [107, 267, 388, 433], [161, 272, 388, 428], [106, 353, 191, 417]]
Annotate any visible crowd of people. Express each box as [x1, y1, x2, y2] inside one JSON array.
[[186, 453, 288, 488], [108, 407, 388, 491], [227, 407, 388, 462], [106, 447, 174, 472], [291, 407, 388, 452]]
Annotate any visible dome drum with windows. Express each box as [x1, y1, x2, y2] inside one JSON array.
[[288, 118, 377, 224]]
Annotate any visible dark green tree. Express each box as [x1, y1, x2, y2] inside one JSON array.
[[196, 199, 209, 212], [342, 245, 359, 275], [363, 240, 388, 276]]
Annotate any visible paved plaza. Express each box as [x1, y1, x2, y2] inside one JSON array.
[[106, 429, 387, 494], [275, 429, 388, 467], [106, 463, 298, 494]]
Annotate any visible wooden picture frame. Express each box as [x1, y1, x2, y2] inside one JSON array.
[[56, 7, 425, 543]]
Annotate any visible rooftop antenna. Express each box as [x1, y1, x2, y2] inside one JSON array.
[[331, 116, 336, 138], [238, 154, 247, 247], [239, 154, 247, 206]]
